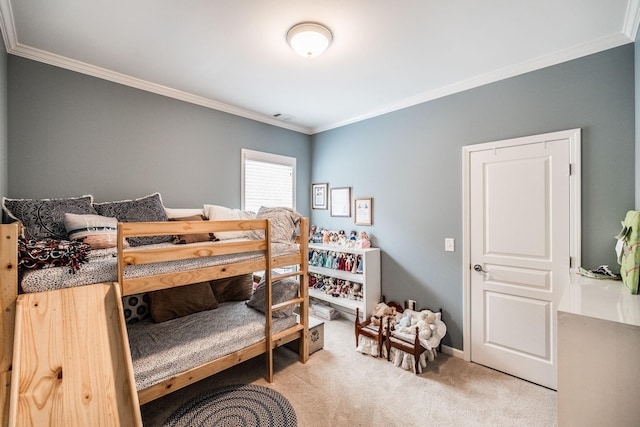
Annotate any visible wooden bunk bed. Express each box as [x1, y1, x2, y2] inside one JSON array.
[[0, 214, 309, 425]]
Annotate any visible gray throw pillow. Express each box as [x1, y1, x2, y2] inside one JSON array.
[[246, 275, 299, 318], [250, 207, 301, 243]]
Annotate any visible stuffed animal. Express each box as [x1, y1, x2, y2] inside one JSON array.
[[395, 310, 413, 331], [415, 310, 438, 339], [351, 282, 363, 300], [370, 302, 397, 328]]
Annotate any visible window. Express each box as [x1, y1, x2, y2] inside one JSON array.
[[242, 149, 296, 212]]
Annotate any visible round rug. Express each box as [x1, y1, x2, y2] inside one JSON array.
[[163, 384, 297, 427]]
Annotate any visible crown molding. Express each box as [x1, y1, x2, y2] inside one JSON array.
[[623, 0, 640, 39], [311, 32, 633, 134], [0, 0, 634, 136], [8, 43, 313, 134], [0, 0, 313, 135]]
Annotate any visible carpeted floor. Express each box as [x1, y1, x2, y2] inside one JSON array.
[[141, 316, 557, 427]]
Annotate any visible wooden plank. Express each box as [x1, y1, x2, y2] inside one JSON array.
[[271, 253, 302, 269], [1, 371, 10, 427], [264, 224, 274, 383], [121, 259, 267, 296], [122, 240, 267, 265], [10, 284, 141, 426], [0, 224, 18, 372], [272, 297, 305, 312], [0, 223, 18, 427], [271, 325, 304, 347], [119, 219, 268, 238], [298, 217, 310, 363]]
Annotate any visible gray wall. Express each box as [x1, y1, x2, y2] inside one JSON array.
[[7, 56, 311, 212], [311, 45, 635, 350], [0, 39, 7, 198], [4, 45, 636, 351]]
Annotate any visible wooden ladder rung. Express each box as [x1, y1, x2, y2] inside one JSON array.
[[272, 297, 304, 312]]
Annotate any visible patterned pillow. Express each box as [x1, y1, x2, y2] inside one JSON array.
[[63, 213, 129, 249], [93, 193, 172, 246], [122, 293, 151, 324], [250, 207, 301, 243], [246, 275, 299, 318], [3, 195, 96, 240]]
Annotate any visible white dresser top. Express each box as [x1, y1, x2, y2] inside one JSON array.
[[558, 273, 640, 327]]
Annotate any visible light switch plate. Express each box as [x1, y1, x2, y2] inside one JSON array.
[[445, 238, 455, 252]]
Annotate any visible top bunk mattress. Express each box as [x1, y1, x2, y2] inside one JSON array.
[[20, 240, 299, 293]]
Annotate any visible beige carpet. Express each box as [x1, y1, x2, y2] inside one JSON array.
[[141, 317, 557, 426]]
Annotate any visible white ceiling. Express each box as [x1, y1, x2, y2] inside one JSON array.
[[0, 1, 638, 134]]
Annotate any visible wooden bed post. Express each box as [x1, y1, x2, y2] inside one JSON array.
[[265, 219, 274, 382], [0, 223, 19, 427], [298, 217, 309, 363]]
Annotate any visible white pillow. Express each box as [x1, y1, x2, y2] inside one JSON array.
[[203, 204, 255, 240], [63, 213, 128, 249], [164, 207, 205, 219]]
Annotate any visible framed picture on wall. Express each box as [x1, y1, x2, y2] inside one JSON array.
[[312, 183, 328, 209], [330, 187, 351, 217], [354, 198, 373, 225]]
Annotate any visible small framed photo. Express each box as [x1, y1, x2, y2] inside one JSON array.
[[330, 187, 351, 217], [312, 183, 328, 210], [354, 198, 373, 225]]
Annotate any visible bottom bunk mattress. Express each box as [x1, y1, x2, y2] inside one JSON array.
[[126, 300, 297, 391]]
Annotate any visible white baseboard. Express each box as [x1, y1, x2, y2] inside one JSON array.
[[441, 344, 464, 359]]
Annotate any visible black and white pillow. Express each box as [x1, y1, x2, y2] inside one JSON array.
[[3, 195, 97, 240], [93, 193, 172, 246], [122, 293, 151, 324]]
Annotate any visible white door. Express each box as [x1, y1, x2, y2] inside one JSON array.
[[465, 129, 580, 390]]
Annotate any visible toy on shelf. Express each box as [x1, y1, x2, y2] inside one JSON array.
[[356, 231, 371, 248], [308, 226, 372, 248]]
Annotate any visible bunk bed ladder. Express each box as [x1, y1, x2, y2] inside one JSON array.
[[265, 217, 310, 382]]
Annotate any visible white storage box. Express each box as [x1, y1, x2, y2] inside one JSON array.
[[285, 316, 324, 355], [312, 303, 340, 320]]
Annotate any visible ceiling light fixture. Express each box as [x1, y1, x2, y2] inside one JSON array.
[[287, 22, 332, 58]]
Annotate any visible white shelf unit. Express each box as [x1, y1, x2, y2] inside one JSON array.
[[308, 243, 380, 321]]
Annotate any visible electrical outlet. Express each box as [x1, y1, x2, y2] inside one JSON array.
[[445, 238, 455, 252]]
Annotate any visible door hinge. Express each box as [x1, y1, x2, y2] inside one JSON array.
[[569, 257, 573, 268], [569, 163, 573, 176]]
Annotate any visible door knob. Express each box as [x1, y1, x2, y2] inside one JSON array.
[[473, 264, 487, 273]]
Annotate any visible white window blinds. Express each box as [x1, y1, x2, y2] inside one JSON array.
[[242, 149, 296, 213]]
